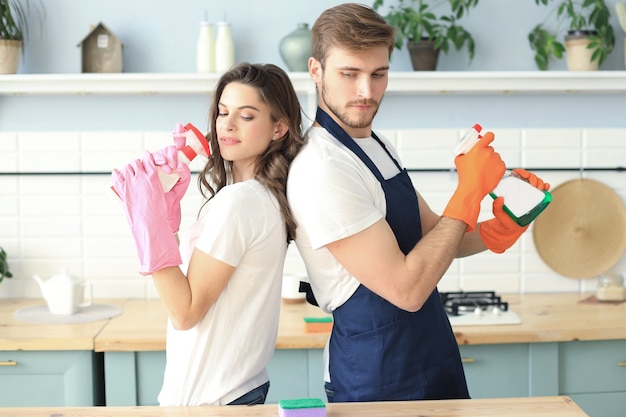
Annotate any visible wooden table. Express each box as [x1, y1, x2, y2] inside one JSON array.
[[0, 396, 589, 416]]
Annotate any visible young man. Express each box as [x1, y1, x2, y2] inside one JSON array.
[[287, 3, 548, 403]]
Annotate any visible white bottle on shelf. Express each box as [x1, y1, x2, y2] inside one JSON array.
[[215, 20, 234, 73], [196, 21, 215, 73]]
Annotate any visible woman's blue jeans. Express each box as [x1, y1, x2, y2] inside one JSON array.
[[227, 381, 270, 406]]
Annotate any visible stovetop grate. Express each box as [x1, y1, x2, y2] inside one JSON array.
[[439, 291, 509, 316]]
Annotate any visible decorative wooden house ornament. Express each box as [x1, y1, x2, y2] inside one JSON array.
[[77, 22, 123, 73]]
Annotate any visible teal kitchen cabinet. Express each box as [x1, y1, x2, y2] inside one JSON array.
[[0, 350, 103, 406], [558, 340, 626, 417], [460, 344, 531, 398], [460, 342, 559, 399], [266, 349, 325, 403], [102, 341, 626, 413], [97, 295, 626, 412], [104, 351, 165, 406], [103, 349, 325, 406]]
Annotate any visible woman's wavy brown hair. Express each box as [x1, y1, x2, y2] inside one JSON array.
[[198, 62, 305, 242]]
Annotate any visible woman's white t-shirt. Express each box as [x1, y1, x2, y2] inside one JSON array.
[[157, 179, 287, 406]]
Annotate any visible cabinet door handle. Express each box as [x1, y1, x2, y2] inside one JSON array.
[[0, 361, 17, 366], [461, 357, 475, 363], [618, 360, 626, 367]]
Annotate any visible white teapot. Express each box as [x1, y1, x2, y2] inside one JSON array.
[[32, 269, 92, 315]]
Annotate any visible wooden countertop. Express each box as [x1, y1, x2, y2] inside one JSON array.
[[0, 396, 589, 416], [0, 298, 125, 351], [94, 292, 626, 352], [455, 292, 626, 345], [94, 298, 333, 352], [3, 293, 625, 352]]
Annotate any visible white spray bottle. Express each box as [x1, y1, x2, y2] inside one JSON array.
[[453, 124, 551, 226]]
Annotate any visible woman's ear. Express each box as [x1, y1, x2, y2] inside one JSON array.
[[273, 119, 289, 140]]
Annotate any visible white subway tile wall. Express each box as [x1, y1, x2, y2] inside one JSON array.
[[1, 128, 625, 299]]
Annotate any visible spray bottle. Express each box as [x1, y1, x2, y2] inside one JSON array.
[[157, 122, 211, 192], [109, 122, 211, 201], [453, 124, 552, 226]]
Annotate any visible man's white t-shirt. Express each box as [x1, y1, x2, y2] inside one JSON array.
[[287, 127, 402, 313], [157, 179, 286, 406], [287, 127, 405, 382]]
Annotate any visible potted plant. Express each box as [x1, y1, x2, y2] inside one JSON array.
[[373, 0, 479, 70], [0, 0, 43, 74], [0, 247, 12, 283], [616, 2, 626, 68], [528, 0, 615, 71]]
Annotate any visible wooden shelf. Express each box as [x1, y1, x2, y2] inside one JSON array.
[[1, 71, 626, 96]]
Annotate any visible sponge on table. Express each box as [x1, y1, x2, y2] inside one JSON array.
[[304, 317, 332, 333], [278, 398, 326, 417]]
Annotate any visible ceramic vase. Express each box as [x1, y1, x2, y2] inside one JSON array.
[[279, 23, 312, 72], [407, 39, 440, 71], [0, 39, 22, 74]]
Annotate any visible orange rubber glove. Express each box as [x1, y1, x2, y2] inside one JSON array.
[[479, 197, 528, 253], [511, 168, 550, 191], [480, 169, 550, 253], [443, 131, 506, 232]]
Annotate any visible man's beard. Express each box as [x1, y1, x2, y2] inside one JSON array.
[[320, 82, 381, 131]]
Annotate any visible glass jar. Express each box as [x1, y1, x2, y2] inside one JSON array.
[[596, 273, 625, 301]]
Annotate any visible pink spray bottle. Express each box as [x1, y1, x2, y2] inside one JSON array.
[[109, 122, 211, 201], [156, 122, 211, 192]]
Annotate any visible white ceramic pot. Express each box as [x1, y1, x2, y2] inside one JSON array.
[[281, 274, 306, 304]]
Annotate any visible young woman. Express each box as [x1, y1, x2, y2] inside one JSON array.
[[111, 63, 305, 406]]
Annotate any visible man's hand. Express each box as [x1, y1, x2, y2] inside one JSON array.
[[480, 169, 550, 253], [479, 197, 528, 253], [443, 132, 506, 232]]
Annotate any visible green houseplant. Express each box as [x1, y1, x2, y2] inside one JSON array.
[[373, 0, 479, 70], [528, 0, 615, 70], [0, 247, 12, 283], [0, 0, 43, 73], [616, 2, 626, 68]]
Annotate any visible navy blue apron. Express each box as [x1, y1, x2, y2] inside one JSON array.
[[315, 107, 469, 402]]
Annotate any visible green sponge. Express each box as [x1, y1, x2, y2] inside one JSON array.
[[278, 398, 326, 417]]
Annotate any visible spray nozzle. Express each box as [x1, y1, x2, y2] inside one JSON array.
[[453, 123, 483, 156], [173, 122, 211, 163]]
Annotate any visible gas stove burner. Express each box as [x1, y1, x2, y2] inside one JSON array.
[[439, 291, 509, 316]]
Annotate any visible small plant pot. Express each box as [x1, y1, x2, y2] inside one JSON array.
[[564, 30, 599, 71], [0, 39, 22, 74], [407, 40, 440, 71]]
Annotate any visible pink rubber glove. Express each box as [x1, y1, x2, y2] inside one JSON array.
[[164, 164, 190, 233], [152, 146, 191, 233], [111, 151, 182, 276], [479, 197, 528, 253], [152, 145, 179, 175]]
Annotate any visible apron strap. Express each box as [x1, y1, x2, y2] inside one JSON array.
[[315, 107, 403, 182]]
